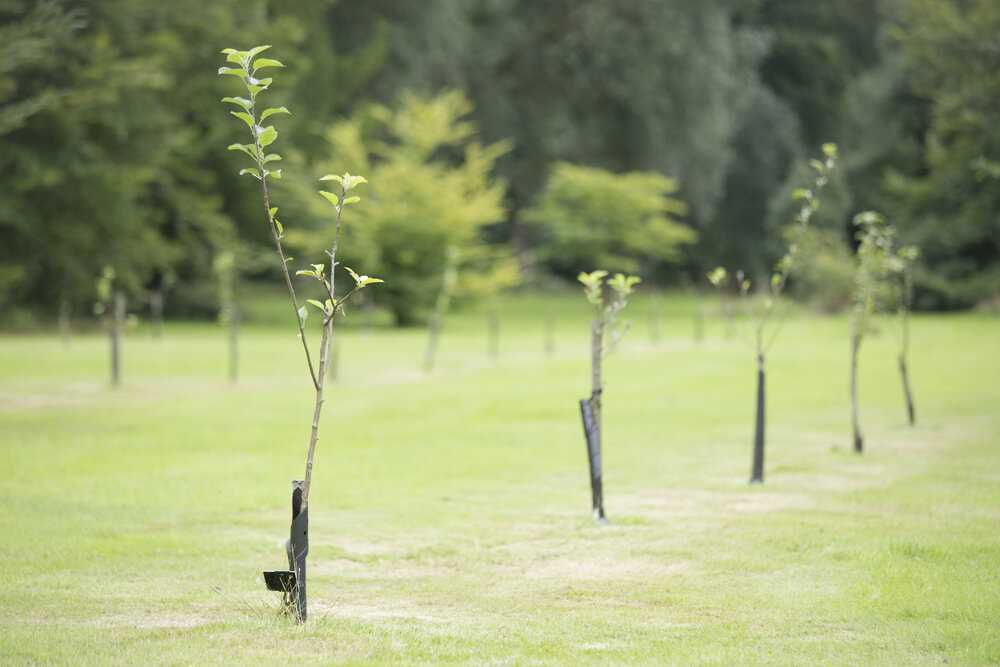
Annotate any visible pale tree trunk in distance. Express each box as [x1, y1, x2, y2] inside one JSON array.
[[58, 298, 71, 347], [487, 306, 500, 360], [150, 289, 164, 339], [423, 254, 457, 373], [228, 306, 239, 383], [544, 315, 555, 357], [110, 291, 125, 387], [647, 295, 662, 345]]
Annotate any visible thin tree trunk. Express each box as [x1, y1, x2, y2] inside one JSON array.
[[150, 289, 164, 339], [850, 332, 863, 453], [424, 303, 444, 373], [589, 317, 606, 521], [544, 315, 555, 356], [228, 306, 239, 383], [751, 353, 765, 483], [487, 307, 499, 360], [899, 354, 915, 426], [424, 271, 454, 373], [648, 305, 661, 345], [58, 298, 71, 347], [110, 291, 125, 387]]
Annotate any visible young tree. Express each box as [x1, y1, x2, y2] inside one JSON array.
[[578, 270, 641, 522], [708, 143, 838, 483], [219, 45, 382, 623], [849, 211, 893, 453]]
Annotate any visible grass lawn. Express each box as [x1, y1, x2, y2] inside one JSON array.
[[1, 292, 998, 665]]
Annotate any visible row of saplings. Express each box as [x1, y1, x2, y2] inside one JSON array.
[[217, 47, 919, 622]]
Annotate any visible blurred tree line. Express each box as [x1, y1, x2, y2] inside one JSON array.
[[1, 0, 998, 325]]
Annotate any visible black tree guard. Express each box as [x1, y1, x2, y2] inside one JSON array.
[[751, 360, 765, 484], [579, 392, 606, 522], [263, 480, 309, 622]]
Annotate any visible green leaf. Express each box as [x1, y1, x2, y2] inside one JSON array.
[[265, 169, 282, 179], [306, 299, 326, 312], [230, 111, 255, 128], [311, 263, 326, 276], [260, 106, 291, 121], [358, 276, 384, 287], [344, 266, 361, 283], [238, 168, 261, 179], [247, 45, 272, 60], [343, 173, 368, 191], [262, 153, 282, 163], [318, 190, 340, 207], [295, 269, 316, 278], [217, 67, 245, 78], [221, 96, 252, 111], [227, 143, 257, 160], [253, 58, 285, 71], [297, 305, 308, 325], [273, 218, 283, 236], [256, 125, 277, 147], [268, 207, 278, 218], [341, 196, 360, 206], [318, 174, 343, 185], [822, 142, 838, 158]]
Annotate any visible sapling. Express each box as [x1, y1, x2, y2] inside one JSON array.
[[219, 45, 382, 623], [58, 297, 71, 347], [578, 270, 641, 522], [708, 143, 838, 483], [849, 211, 894, 453]]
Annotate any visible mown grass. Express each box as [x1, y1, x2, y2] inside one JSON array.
[[1, 292, 998, 665]]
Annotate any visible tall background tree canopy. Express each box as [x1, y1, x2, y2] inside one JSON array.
[[1, 0, 997, 323]]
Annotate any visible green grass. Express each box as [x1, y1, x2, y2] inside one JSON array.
[[1, 292, 998, 665]]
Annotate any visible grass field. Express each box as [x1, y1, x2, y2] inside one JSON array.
[[1, 292, 998, 665]]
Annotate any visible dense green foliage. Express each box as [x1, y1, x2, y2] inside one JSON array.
[[2, 0, 998, 322], [526, 165, 692, 276]]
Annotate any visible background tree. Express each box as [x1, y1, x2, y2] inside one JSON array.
[[524, 164, 693, 278], [321, 91, 510, 326]]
